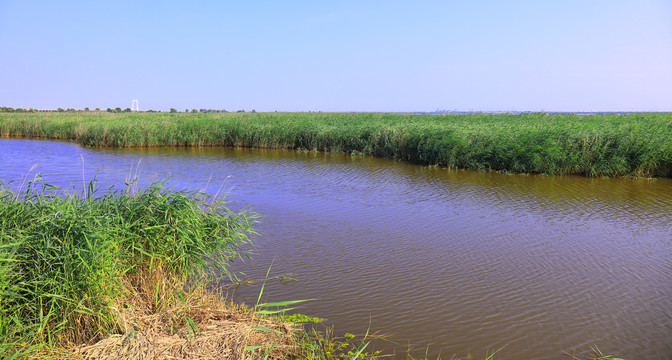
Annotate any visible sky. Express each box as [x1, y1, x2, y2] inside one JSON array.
[[1, 0, 671, 112]]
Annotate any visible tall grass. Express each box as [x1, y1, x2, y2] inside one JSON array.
[[0, 175, 256, 356], [1, 112, 671, 177]]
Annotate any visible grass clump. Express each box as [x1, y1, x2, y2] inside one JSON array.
[[0, 176, 259, 358]]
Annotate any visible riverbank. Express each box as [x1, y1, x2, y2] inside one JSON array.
[[1, 112, 670, 178], [0, 179, 276, 359]]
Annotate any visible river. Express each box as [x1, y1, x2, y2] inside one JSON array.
[[1, 138, 670, 359]]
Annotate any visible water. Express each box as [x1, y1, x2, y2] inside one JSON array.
[[1, 138, 671, 359]]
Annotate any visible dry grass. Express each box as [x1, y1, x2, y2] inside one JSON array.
[[72, 270, 299, 360], [75, 299, 296, 360]]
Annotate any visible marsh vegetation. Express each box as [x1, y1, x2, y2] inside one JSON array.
[[1, 112, 670, 178], [0, 177, 265, 358]]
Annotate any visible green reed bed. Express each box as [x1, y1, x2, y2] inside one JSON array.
[[0, 177, 257, 357], [1, 112, 671, 177]]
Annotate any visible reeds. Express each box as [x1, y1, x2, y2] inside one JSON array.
[[1, 112, 671, 177], [0, 176, 258, 357]]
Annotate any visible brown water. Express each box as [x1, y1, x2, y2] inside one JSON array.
[[1, 138, 671, 359]]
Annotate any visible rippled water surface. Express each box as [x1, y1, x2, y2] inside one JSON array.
[[1, 138, 671, 359]]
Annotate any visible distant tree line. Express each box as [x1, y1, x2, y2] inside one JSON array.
[[169, 108, 252, 113], [106, 107, 131, 113], [1, 107, 38, 113], [1, 106, 257, 114], [0, 106, 163, 113]]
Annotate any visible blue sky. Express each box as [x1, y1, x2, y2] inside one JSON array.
[[1, 0, 671, 112]]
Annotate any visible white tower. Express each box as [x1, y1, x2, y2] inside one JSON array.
[[131, 99, 139, 112]]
